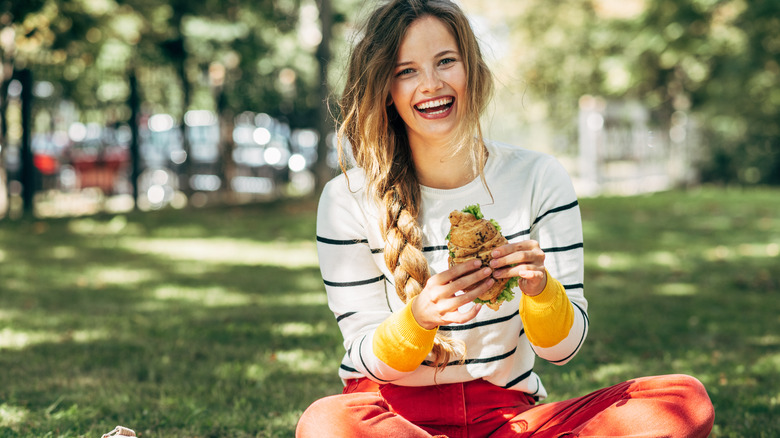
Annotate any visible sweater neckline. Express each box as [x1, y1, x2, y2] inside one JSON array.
[[419, 141, 495, 199]]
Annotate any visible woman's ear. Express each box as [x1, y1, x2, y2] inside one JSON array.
[[386, 96, 394, 106]]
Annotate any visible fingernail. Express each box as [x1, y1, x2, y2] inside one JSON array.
[[489, 260, 498, 268], [482, 267, 492, 275]]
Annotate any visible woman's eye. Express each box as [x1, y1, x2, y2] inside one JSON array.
[[439, 58, 457, 66], [396, 68, 414, 76]]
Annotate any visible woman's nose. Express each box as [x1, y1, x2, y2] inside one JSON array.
[[419, 69, 443, 92]]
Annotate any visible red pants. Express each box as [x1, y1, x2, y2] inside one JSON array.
[[296, 374, 714, 437]]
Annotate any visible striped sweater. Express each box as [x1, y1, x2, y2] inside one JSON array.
[[316, 140, 588, 400]]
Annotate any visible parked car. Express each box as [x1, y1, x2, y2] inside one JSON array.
[[64, 122, 130, 195]]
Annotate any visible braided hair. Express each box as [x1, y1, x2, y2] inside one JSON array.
[[336, 0, 494, 368]]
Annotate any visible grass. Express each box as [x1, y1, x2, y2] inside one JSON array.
[[0, 187, 778, 437]]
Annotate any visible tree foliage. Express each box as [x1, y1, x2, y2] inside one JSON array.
[[3, 0, 778, 184], [1, 0, 324, 128], [480, 0, 779, 184]]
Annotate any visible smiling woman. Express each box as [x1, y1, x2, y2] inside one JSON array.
[[296, 1, 714, 437], [388, 16, 467, 166]]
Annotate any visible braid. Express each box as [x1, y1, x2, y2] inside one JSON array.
[[381, 182, 465, 369], [381, 188, 428, 303]]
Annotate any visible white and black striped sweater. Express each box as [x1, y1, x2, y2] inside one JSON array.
[[316, 140, 588, 400]]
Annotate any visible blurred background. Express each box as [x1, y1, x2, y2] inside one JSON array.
[[1, 0, 777, 219], [1, 2, 779, 437]]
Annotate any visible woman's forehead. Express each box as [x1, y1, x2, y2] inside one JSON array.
[[397, 16, 459, 60]]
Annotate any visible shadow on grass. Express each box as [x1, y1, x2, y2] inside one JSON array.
[[537, 188, 780, 437], [0, 199, 343, 437], [1, 191, 778, 436]]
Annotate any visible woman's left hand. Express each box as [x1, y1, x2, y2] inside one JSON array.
[[489, 240, 547, 296]]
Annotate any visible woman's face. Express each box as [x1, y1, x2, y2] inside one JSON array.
[[389, 16, 467, 149]]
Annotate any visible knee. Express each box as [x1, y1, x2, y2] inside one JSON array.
[[296, 395, 339, 438], [669, 374, 715, 433], [296, 392, 388, 438]]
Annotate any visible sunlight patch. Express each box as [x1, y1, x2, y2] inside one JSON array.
[[592, 362, 637, 381], [751, 353, 780, 374], [68, 215, 134, 235], [88, 267, 156, 286], [748, 334, 780, 347], [705, 243, 780, 260], [121, 237, 318, 268], [246, 363, 271, 382], [52, 246, 78, 259], [153, 286, 252, 307], [273, 349, 331, 373], [0, 249, 5, 262], [590, 252, 634, 271], [0, 328, 58, 349], [0, 403, 29, 428], [648, 251, 680, 267], [272, 321, 328, 337], [263, 291, 327, 307], [736, 242, 780, 258], [705, 245, 731, 261], [656, 282, 697, 296], [0, 328, 107, 350]]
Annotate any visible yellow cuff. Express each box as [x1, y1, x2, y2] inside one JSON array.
[[373, 297, 438, 372], [519, 271, 574, 348]]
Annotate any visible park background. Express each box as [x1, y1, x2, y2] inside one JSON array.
[[0, 0, 778, 436]]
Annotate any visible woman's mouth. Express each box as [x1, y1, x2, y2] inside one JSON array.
[[414, 97, 454, 116]]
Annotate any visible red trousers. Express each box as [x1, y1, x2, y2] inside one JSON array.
[[296, 374, 714, 437]]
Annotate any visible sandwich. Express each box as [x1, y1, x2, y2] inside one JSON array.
[[446, 204, 517, 310]]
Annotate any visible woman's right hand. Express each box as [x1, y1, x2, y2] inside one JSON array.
[[411, 259, 495, 330]]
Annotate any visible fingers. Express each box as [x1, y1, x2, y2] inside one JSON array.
[[489, 240, 545, 278], [414, 260, 495, 328], [430, 259, 483, 285]]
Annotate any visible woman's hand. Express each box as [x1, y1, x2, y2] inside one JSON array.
[[411, 259, 494, 330], [490, 240, 547, 297]]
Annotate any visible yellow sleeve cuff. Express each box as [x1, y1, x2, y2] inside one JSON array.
[[372, 297, 438, 372], [519, 271, 574, 348]]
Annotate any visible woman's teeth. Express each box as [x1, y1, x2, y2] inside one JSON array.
[[415, 97, 453, 114]]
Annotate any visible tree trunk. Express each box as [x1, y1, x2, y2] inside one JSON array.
[[128, 71, 141, 210], [314, 0, 334, 196], [17, 68, 34, 218]]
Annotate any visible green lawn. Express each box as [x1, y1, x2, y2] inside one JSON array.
[[0, 188, 778, 437]]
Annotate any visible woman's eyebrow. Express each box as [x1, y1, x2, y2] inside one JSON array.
[[436, 49, 458, 57], [395, 49, 459, 68]]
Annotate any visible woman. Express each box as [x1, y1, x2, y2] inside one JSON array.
[[297, 0, 715, 436]]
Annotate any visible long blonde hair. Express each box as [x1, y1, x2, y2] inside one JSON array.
[[337, 0, 494, 368]]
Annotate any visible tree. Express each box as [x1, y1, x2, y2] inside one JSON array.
[[464, 0, 779, 185]]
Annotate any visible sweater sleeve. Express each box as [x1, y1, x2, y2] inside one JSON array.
[[316, 174, 427, 383], [525, 157, 589, 365], [519, 272, 574, 348], [373, 297, 438, 372]]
